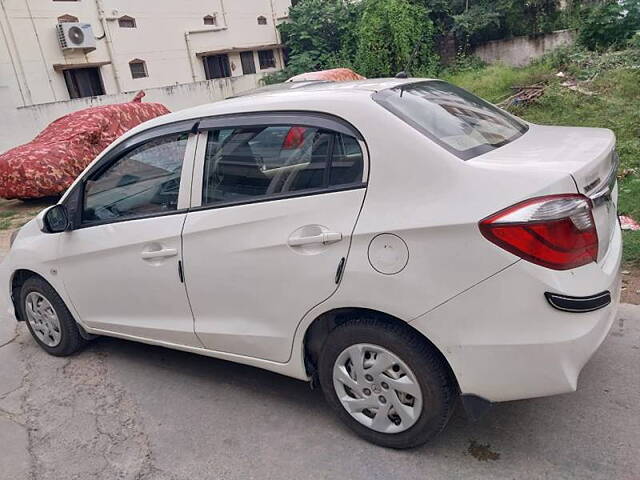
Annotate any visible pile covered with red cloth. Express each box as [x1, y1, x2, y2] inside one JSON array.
[[0, 92, 169, 199], [286, 68, 366, 83]]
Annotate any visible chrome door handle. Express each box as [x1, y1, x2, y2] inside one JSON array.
[[141, 247, 178, 259], [288, 232, 342, 247]]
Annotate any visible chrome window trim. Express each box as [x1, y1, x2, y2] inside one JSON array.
[[190, 111, 369, 209]]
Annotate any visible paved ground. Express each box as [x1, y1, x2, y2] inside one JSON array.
[[0, 299, 638, 480]]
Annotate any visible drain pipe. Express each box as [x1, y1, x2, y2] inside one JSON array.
[[0, 1, 32, 105], [184, 25, 227, 83], [94, 0, 122, 93], [220, 0, 228, 28], [24, 0, 57, 101], [269, 0, 285, 70], [184, 32, 197, 82]]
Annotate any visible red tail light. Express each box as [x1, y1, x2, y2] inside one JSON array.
[[479, 194, 598, 270], [282, 126, 307, 149]]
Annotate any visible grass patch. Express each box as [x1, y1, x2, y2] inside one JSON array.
[[0, 210, 17, 230], [443, 62, 552, 103], [0, 208, 44, 231], [446, 50, 640, 262], [0, 210, 17, 219], [623, 231, 640, 266]]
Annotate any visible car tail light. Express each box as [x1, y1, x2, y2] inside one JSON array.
[[282, 126, 307, 149], [479, 194, 598, 270]]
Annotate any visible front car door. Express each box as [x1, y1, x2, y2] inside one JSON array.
[[57, 122, 202, 347], [182, 113, 368, 362]]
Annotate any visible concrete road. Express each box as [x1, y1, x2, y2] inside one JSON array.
[[0, 304, 638, 480]]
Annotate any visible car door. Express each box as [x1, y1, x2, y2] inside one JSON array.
[[182, 113, 368, 362], [57, 122, 202, 347]]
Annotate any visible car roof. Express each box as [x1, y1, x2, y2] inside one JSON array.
[[130, 78, 435, 135]]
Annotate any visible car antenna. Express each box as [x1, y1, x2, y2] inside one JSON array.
[[405, 38, 422, 75], [396, 37, 422, 97]]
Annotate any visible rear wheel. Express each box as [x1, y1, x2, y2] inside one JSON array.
[[19, 277, 87, 356], [318, 318, 456, 449]]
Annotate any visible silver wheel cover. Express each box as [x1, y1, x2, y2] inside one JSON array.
[[25, 292, 62, 347], [333, 343, 423, 434]]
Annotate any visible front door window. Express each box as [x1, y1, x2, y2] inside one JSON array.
[[83, 133, 188, 223]]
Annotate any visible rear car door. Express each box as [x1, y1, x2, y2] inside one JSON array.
[[182, 113, 368, 362], [57, 121, 202, 346]]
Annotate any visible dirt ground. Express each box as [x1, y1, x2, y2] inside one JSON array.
[[621, 268, 640, 304], [0, 198, 639, 304]]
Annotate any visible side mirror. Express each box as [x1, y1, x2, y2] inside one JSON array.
[[42, 205, 70, 233]]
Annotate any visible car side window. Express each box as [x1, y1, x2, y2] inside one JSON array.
[[83, 133, 188, 223], [330, 134, 364, 187], [202, 125, 363, 206]]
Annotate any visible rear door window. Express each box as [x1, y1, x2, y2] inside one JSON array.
[[373, 80, 528, 160], [201, 125, 364, 207]]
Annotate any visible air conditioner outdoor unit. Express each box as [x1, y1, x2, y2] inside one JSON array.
[[57, 23, 96, 51]]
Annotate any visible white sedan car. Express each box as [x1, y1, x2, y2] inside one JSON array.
[[1, 79, 621, 448]]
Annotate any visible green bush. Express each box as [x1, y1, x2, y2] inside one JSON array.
[[355, 0, 437, 77], [267, 0, 361, 82], [577, 0, 640, 51]]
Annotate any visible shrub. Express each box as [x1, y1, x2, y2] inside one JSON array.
[[355, 0, 437, 77], [577, 0, 640, 51]]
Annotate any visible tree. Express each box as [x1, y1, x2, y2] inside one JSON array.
[[355, 0, 437, 77], [446, 0, 565, 52], [278, 0, 361, 73], [577, 0, 640, 50]]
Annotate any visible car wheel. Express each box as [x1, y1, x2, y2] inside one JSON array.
[[318, 318, 456, 449], [19, 276, 87, 356]]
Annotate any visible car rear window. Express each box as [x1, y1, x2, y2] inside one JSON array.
[[372, 80, 528, 160]]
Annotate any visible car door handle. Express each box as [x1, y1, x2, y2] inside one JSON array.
[[288, 232, 342, 247], [141, 247, 178, 259]]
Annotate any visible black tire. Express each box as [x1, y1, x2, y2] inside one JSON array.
[[318, 318, 456, 449], [19, 276, 87, 356]]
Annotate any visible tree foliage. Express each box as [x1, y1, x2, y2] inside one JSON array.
[[274, 0, 361, 80], [451, 0, 564, 49], [355, 0, 437, 77], [577, 0, 640, 50], [267, 0, 640, 83]]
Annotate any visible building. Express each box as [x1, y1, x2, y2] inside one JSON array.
[[0, 0, 292, 151]]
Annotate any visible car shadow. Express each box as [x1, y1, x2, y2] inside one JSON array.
[[73, 328, 634, 480], [85, 334, 593, 450]]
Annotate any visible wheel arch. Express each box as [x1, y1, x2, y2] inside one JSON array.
[[302, 307, 459, 392], [10, 269, 46, 322]]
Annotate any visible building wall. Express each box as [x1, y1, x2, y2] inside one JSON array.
[[0, 0, 291, 150], [473, 29, 576, 67], [0, 73, 270, 152]]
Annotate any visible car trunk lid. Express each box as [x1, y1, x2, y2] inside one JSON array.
[[472, 124, 619, 263]]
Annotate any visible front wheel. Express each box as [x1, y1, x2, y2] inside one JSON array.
[[318, 318, 456, 449], [19, 276, 87, 356]]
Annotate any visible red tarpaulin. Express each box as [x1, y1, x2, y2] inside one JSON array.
[[0, 92, 169, 199], [286, 68, 366, 83]]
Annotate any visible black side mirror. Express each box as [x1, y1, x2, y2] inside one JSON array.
[[43, 205, 70, 233]]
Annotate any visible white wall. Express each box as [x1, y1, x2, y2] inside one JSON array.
[[0, 0, 291, 152], [0, 73, 269, 152], [0, 0, 289, 107], [473, 30, 576, 67]]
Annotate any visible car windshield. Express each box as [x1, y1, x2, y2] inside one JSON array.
[[372, 80, 528, 160]]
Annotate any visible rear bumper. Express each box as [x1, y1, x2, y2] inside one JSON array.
[[410, 225, 622, 403]]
